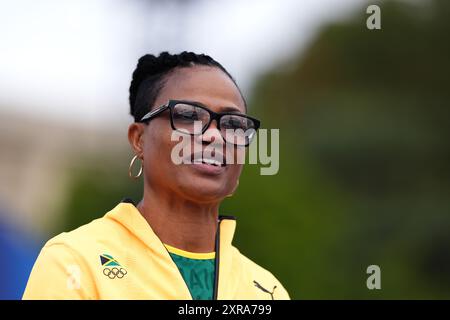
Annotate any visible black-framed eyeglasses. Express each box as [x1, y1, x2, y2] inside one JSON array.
[[138, 100, 261, 146]]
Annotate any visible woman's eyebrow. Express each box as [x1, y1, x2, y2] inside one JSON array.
[[219, 106, 243, 113], [184, 99, 244, 113]]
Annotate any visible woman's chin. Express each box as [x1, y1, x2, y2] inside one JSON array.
[[170, 163, 239, 203], [179, 180, 229, 203]]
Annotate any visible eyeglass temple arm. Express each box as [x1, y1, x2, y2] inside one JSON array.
[[139, 104, 169, 122]]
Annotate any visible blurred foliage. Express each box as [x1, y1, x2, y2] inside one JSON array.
[[57, 156, 142, 234], [60, 0, 450, 299]]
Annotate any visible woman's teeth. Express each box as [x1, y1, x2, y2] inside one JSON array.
[[193, 158, 223, 167]]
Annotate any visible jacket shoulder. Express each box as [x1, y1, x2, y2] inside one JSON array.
[[45, 214, 120, 250], [22, 216, 116, 299]]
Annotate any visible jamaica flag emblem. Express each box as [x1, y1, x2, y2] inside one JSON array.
[[100, 254, 127, 279]]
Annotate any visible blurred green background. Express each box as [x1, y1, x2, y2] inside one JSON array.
[[1, 0, 449, 299]]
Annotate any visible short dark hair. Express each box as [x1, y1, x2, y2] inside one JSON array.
[[129, 51, 247, 122]]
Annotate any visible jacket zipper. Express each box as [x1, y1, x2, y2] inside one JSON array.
[[212, 218, 221, 300]]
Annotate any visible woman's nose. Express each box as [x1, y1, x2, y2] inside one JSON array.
[[199, 120, 223, 145]]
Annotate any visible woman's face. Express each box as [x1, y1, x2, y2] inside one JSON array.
[[129, 66, 246, 203]]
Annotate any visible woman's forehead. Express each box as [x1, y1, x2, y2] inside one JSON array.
[[156, 66, 246, 113]]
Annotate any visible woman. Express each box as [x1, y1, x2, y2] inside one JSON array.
[[23, 52, 290, 300]]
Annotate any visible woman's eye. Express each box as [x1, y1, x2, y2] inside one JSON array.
[[223, 118, 245, 129], [175, 111, 198, 121]]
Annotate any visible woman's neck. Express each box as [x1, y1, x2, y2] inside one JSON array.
[[136, 187, 220, 253]]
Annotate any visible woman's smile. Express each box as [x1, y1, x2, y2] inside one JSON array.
[[190, 152, 227, 175]]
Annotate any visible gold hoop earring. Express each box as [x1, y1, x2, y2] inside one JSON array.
[[128, 155, 143, 179]]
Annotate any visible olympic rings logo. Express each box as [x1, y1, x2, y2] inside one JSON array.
[[103, 267, 127, 279]]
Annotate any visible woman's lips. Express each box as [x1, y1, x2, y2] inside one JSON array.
[[189, 158, 226, 175], [181, 150, 227, 175]]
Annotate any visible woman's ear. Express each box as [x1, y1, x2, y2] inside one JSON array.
[[128, 123, 145, 158]]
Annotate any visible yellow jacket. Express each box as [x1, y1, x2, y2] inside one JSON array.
[[23, 200, 290, 300]]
